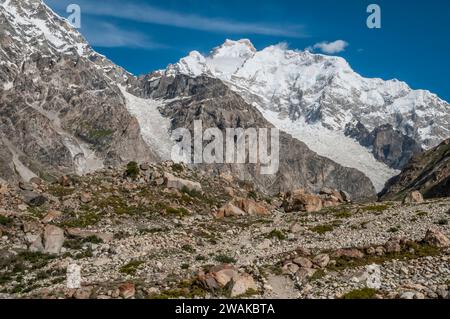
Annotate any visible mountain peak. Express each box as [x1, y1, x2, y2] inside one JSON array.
[[210, 39, 256, 59]]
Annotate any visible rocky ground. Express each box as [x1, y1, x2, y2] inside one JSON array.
[[0, 161, 449, 299]]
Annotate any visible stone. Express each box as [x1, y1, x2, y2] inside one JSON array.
[[364, 264, 381, 289], [403, 191, 424, 204], [19, 182, 34, 191], [384, 237, 402, 253], [66, 228, 113, 243], [74, 287, 93, 299], [283, 189, 323, 213], [333, 248, 364, 259], [67, 264, 82, 289], [282, 263, 299, 275], [139, 163, 150, 171], [231, 198, 269, 216], [0, 183, 8, 195], [289, 223, 302, 233], [164, 173, 202, 193], [230, 274, 257, 297], [27, 234, 44, 253], [224, 187, 235, 197], [400, 291, 415, 299], [119, 283, 136, 299], [59, 175, 72, 187], [42, 210, 63, 224], [212, 266, 239, 287], [22, 190, 47, 207], [424, 227, 450, 248], [312, 254, 330, 268], [43, 225, 65, 254], [296, 268, 317, 282], [292, 257, 313, 269], [29, 177, 43, 185], [216, 203, 246, 218], [79, 192, 92, 203]]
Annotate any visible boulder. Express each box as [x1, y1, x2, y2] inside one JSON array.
[[164, 173, 202, 193], [312, 254, 330, 268], [22, 190, 47, 207], [292, 257, 313, 269], [79, 193, 92, 204], [66, 228, 113, 243], [216, 203, 246, 218], [59, 175, 72, 187], [423, 227, 450, 248], [119, 283, 136, 299], [42, 210, 63, 224], [283, 189, 322, 213], [43, 225, 65, 254], [384, 237, 402, 253], [74, 287, 93, 299], [230, 274, 257, 297], [231, 198, 269, 216], [333, 248, 364, 259], [403, 191, 424, 204], [67, 264, 82, 289]]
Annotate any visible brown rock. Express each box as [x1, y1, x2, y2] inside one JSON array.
[[216, 203, 246, 218], [43, 225, 65, 254], [333, 248, 364, 259], [312, 254, 330, 268], [164, 173, 202, 192], [424, 227, 450, 248], [385, 237, 402, 253], [42, 210, 63, 224], [230, 274, 257, 297], [231, 198, 269, 216], [403, 191, 424, 204], [79, 193, 92, 204], [292, 257, 313, 269], [119, 283, 136, 299], [74, 287, 93, 299], [284, 189, 323, 213], [59, 175, 72, 187]]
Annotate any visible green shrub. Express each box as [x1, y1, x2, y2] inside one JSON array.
[[311, 224, 334, 234], [214, 254, 237, 264], [119, 260, 144, 275], [0, 215, 13, 227], [342, 288, 378, 299], [266, 229, 286, 241], [126, 161, 140, 179]]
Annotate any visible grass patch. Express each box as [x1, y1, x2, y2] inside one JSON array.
[[181, 244, 196, 254], [0, 215, 13, 227], [126, 161, 140, 180], [362, 204, 389, 214], [342, 288, 378, 299], [334, 210, 353, 219], [166, 206, 190, 217], [214, 254, 237, 264], [416, 211, 428, 217], [171, 163, 184, 173], [310, 224, 334, 234], [266, 229, 286, 241], [119, 260, 144, 275], [437, 218, 448, 225], [47, 185, 75, 197]]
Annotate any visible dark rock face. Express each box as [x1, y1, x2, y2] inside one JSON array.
[[0, 1, 158, 181], [345, 122, 422, 169], [380, 139, 450, 200], [141, 75, 377, 201]]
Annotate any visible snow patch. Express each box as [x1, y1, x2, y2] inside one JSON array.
[[120, 88, 174, 161], [260, 109, 400, 192]]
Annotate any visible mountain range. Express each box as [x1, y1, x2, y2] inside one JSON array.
[[1, 0, 449, 200]]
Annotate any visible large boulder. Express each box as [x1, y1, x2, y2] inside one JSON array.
[[43, 225, 65, 254], [403, 191, 424, 204], [283, 189, 323, 213], [231, 198, 269, 216], [164, 173, 202, 193], [424, 228, 450, 248]]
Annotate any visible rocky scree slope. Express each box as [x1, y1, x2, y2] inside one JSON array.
[[380, 139, 450, 200]]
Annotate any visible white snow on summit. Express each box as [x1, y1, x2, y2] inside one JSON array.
[[166, 39, 450, 189]]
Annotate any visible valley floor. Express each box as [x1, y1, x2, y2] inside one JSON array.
[[0, 164, 449, 299]]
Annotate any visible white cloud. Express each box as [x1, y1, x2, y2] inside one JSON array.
[[308, 40, 349, 54], [45, 0, 308, 38], [82, 21, 164, 49]]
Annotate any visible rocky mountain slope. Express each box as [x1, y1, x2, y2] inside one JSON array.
[[0, 162, 449, 299], [166, 39, 450, 189], [0, 0, 158, 182], [380, 139, 450, 200], [0, 0, 377, 200]]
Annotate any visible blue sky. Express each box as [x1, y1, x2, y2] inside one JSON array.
[[45, 0, 450, 101]]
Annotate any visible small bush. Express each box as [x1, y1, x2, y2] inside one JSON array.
[[437, 218, 448, 225], [0, 215, 13, 227], [311, 224, 334, 234], [342, 288, 378, 299], [126, 161, 140, 179], [171, 163, 184, 173], [214, 254, 237, 264], [181, 244, 196, 253], [119, 260, 144, 275], [266, 229, 286, 241]]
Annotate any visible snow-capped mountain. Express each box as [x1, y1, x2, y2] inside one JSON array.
[[0, 0, 377, 200], [165, 39, 450, 190]]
